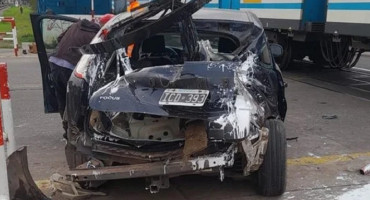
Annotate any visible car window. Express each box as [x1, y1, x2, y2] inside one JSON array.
[[41, 19, 74, 53], [163, 33, 183, 50], [198, 34, 237, 53]]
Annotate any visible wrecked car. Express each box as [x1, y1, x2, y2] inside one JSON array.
[[31, 0, 287, 196]]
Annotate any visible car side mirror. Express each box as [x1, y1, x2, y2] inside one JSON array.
[[270, 43, 283, 57]]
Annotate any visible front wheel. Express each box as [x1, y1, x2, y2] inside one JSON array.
[[256, 119, 286, 196]]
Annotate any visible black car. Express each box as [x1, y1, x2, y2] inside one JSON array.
[[31, 0, 287, 196]]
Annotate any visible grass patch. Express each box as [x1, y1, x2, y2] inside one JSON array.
[[0, 6, 34, 48], [0, 41, 13, 48]]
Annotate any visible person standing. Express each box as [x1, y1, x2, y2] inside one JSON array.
[[49, 14, 114, 138]]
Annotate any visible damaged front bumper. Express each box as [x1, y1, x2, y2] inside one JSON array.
[[66, 144, 237, 182]]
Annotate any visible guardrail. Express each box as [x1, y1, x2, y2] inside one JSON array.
[[0, 17, 18, 56]]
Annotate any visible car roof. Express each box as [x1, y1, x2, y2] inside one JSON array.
[[147, 8, 263, 29], [192, 8, 262, 28]]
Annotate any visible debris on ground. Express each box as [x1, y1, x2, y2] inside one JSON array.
[[287, 137, 299, 141], [322, 115, 338, 120], [50, 173, 106, 200], [28, 42, 37, 54], [360, 164, 370, 175]]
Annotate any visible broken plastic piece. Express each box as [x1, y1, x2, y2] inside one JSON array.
[[7, 147, 50, 200], [50, 173, 106, 199]]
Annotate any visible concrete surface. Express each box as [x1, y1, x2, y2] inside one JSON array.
[[1, 52, 370, 199]]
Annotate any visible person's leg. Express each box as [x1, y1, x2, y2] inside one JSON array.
[[59, 67, 72, 139], [49, 63, 72, 138]]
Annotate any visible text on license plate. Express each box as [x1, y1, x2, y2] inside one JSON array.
[[159, 89, 209, 107]]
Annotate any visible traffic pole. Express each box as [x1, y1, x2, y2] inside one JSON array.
[[0, 77, 10, 200], [11, 19, 18, 57], [91, 0, 95, 22], [0, 63, 16, 156]]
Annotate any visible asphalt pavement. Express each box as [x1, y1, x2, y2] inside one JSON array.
[[1, 51, 370, 199]]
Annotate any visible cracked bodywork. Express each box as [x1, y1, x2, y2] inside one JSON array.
[[39, 0, 287, 192]]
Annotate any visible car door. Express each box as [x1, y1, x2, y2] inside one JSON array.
[[30, 14, 78, 113]]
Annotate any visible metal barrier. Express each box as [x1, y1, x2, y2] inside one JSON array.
[[0, 17, 18, 56], [0, 63, 16, 156], [0, 62, 17, 200], [0, 64, 10, 199]]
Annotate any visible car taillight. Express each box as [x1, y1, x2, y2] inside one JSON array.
[[101, 29, 110, 38], [74, 55, 94, 80]]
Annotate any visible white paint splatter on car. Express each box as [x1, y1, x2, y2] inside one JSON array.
[[212, 53, 261, 139]]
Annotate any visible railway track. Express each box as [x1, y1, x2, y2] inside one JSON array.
[[283, 60, 370, 101]]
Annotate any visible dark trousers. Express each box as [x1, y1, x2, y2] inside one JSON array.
[[50, 63, 73, 136], [50, 63, 73, 116]]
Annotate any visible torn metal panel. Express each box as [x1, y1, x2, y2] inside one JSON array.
[[50, 173, 106, 199], [241, 127, 269, 175], [7, 147, 50, 200], [92, 141, 183, 163]]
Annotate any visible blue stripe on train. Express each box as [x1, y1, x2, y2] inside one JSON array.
[[236, 2, 370, 10], [328, 3, 370, 10], [204, 3, 219, 8]]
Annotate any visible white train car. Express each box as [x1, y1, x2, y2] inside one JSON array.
[[234, 0, 370, 69], [239, 0, 305, 31], [326, 0, 370, 37]]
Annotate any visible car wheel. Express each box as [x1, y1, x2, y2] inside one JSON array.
[[275, 37, 292, 70], [256, 119, 286, 196]]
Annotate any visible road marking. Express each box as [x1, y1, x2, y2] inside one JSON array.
[[287, 152, 370, 166], [34, 151, 370, 189]]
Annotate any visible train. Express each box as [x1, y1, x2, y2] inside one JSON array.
[[37, 0, 126, 14], [38, 0, 370, 69], [205, 0, 370, 69]]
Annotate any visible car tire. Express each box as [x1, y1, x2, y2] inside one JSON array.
[[275, 37, 292, 70], [256, 119, 286, 196]]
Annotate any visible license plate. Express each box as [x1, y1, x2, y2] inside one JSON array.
[[159, 89, 209, 107]]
